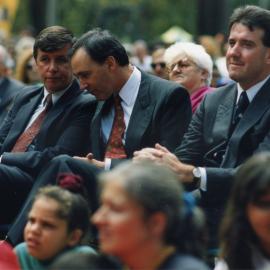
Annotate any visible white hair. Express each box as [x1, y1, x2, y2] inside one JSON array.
[[164, 42, 213, 86]]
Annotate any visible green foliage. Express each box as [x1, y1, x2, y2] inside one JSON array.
[[12, 0, 197, 43]]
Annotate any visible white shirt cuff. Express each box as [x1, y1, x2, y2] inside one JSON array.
[[198, 167, 207, 191], [104, 158, 111, 170]]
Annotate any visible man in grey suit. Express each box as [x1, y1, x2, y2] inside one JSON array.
[[134, 5, 270, 251], [6, 28, 191, 245]]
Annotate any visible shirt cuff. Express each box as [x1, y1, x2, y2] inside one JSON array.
[[104, 158, 111, 170], [198, 167, 207, 191]]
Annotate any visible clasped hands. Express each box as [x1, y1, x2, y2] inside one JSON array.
[[133, 143, 195, 184]]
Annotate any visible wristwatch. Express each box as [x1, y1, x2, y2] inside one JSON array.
[[192, 167, 201, 189]]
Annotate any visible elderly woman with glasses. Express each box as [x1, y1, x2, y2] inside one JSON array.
[[164, 42, 214, 113]]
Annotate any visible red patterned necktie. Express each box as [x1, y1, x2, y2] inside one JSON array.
[[11, 94, 53, 152], [105, 95, 127, 159]]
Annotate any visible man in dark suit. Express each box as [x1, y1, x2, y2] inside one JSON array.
[[0, 26, 95, 226], [134, 5, 270, 251], [6, 28, 191, 245], [0, 45, 24, 124]]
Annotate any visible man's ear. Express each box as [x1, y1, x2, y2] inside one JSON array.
[[147, 212, 167, 239], [67, 229, 83, 247], [265, 48, 270, 64], [106, 56, 117, 71]]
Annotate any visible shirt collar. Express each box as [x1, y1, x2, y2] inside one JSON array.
[[43, 80, 72, 104], [118, 66, 141, 106], [237, 75, 270, 103]]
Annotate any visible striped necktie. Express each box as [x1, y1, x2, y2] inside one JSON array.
[[11, 94, 53, 152]]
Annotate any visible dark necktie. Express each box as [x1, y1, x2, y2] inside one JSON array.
[[233, 91, 250, 127], [105, 95, 127, 159], [11, 94, 53, 152], [213, 91, 250, 165]]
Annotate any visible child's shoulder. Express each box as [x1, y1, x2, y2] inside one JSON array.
[[14, 242, 27, 255], [71, 245, 97, 255]]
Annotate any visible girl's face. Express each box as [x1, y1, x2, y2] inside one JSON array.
[[24, 197, 75, 260], [247, 192, 270, 255], [92, 179, 153, 259]]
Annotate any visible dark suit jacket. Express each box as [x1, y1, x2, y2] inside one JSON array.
[[90, 71, 191, 166], [0, 79, 96, 175], [175, 79, 270, 246], [0, 77, 24, 124]]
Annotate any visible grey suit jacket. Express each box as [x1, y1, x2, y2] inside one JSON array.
[[175, 79, 270, 247], [90, 71, 192, 166]]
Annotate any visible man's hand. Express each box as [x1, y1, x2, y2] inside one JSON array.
[[155, 143, 195, 184], [133, 147, 163, 162], [73, 153, 105, 169], [161, 152, 195, 183]]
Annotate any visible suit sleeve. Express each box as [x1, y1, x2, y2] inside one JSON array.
[[1, 99, 95, 175], [174, 95, 206, 165], [0, 95, 21, 150], [156, 85, 192, 152]]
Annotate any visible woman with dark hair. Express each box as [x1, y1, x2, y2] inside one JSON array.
[[92, 161, 209, 270], [215, 153, 270, 269]]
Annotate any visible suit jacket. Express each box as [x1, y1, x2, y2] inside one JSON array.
[[90, 71, 191, 166], [0, 79, 96, 175], [158, 253, 210, 270], [175, 79, 270, 247], [0, 77, 24, 124]]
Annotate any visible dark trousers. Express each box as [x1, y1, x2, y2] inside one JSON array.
[[0, 164, 33, 225], [7, 154, 101, 246]]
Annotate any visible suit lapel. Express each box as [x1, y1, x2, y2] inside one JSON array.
[[37, 80, 81, 143], [4, 90, 43, 147], [223, 78, 270, 167], [125, 73, 155, 156], [212, 84, 237, 142], [90, 100, 107, 159]]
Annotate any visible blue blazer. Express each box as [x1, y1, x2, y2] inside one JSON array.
[[0, 77, 24, 124], [0, 79, 96, 175]]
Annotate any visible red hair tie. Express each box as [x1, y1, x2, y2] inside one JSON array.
[[57, 173, 84, 194]]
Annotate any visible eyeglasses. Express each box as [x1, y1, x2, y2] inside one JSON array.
[[151, 62, 166, 69], [168, 60, 197, 72]]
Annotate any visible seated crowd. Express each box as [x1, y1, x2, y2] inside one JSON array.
[[1, 4, 270, 270]]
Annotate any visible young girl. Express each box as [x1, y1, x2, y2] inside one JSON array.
[[15, 185, 96, 270]]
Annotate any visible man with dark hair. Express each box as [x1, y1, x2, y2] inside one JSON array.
[[0, 26, 95, 226], [134, 5, 270, 252], [7, 28, 191, 245]]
